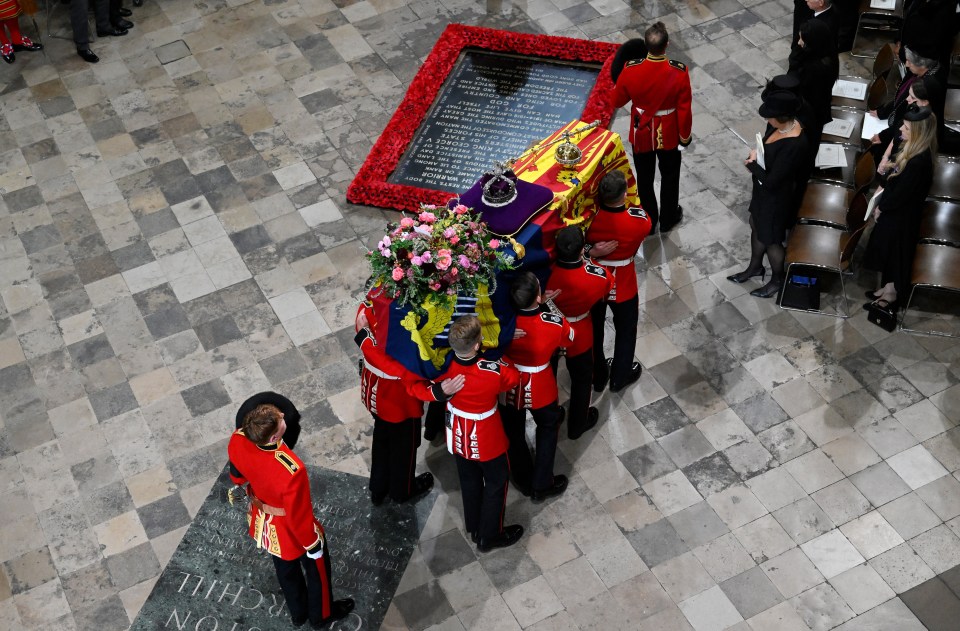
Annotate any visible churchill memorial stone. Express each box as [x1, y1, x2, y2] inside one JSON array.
[[131, 466, 435, 630], [390, 50, 601, 192]]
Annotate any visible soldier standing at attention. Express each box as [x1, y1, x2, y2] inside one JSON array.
[[439, 315, 525, 552], [612, 21, 693, 233], [586, 170, 653, 395], [228, 405, 354, 629], [546, 226, 614, 439], [501, 272, 574, 500]]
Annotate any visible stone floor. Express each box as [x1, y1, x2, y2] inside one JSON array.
[[2, 0, 960, 629]]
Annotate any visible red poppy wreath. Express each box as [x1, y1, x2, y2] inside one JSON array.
[[346, 24, 618, 212]]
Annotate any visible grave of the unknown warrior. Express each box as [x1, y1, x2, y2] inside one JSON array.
[[131, 466, 435, 630], [390, 50, 602, 193]]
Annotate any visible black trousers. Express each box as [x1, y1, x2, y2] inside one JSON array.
[[634, 148, 682, 229], [501, 402, 562, 492], [69, 0, 120, 46], [424, 400, 445, 440], [554, 349, 593, 438], [455, 453, 509, 540], [369, 415, 421, 501], [272, 540, 333, 625], [591, 295, 639, 385]]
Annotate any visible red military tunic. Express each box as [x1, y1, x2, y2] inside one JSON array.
[[547, 259, 614, 357], [503, 307, 574, 410], [612, 54, 693, 153], [355, 302, 443, 423], [228, 431, 324, 561], [438, 356, 520, 461], [586, 203, 653, 303]]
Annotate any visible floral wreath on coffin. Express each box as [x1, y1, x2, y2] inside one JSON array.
[[366, 201, 516, 316]]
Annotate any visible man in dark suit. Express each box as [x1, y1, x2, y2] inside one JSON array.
[[791, 0, 840, 62], [70, 0, 132, 62]]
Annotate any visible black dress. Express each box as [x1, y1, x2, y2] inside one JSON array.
[[747, 131, 810, 245], [863, 150, 934, 297]]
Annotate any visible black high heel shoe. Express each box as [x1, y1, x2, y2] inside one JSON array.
[[727, 267, 766, 284], [750, 278, 782, 298]]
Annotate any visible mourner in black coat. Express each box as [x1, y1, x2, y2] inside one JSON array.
[[863, 107, 937, 311]]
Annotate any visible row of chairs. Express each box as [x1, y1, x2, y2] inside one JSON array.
[[780, 148, 960, 333]]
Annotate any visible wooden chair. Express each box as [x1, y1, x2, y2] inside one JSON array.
[[872, 43, 898, 80], [797, 153, 876, 229], [832, 76, 877, 111], [929, 156, 960, 201], [919, 200, 960, 247], [810, 144, 863, 188], [900, 244, 960, 337], [779, 192, 869, 317], [820, 108, 865, 147], [945, 89, 960, 130]]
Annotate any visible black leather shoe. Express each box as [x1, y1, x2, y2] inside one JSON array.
[[750, 279, 783, 299], [469, 531, 479, 544], [77, 48, 99, 63], [291, 615, 307, 628], [513, 481, 532, 497], [727, 267, 766, 284], [1, 44, 13, 63], [593, 357, 611, 392], [118, 7, 132, 15], [133, 0, 142, 6], [659, 206, 684, 232], [97, 27, 128, 36], [477, 524, 524, 552], [12, 38, 43, 52], [610, 362, 643, 393], [310, 599, 355, 629], [569, 406, 599, 440], [404, 472, 434, 501], [113, 18, 133, 29], [370, 490, 386, 506], [532, 474, 568, 502]]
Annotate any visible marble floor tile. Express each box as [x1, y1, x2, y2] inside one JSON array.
[[1, 0, 953, 627]]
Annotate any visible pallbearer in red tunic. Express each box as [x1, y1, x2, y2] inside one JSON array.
[[354, 301, 463, 506], [228, 406, 354, 628], [547, 227, 614, 439], [587, 170, 652, 394], [501, 272, 573, 500], [437, 315, 524, 552], [0, 0, 43, 64]]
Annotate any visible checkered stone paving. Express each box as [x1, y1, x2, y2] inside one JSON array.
[[2, 0, 960, 629]]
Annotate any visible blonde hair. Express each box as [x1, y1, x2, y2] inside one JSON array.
[[890, 115, 937, 179], [449, 316, 481, 356]]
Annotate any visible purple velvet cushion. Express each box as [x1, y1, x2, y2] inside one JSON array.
[[459, 178, 555, 236]]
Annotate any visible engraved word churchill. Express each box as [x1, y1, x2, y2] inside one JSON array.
[[132, 467, 434, 631]]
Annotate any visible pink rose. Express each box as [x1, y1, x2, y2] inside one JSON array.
[[400, 217, 415, 228], [489, 239, 500, 248], [450, 267, 458, 276], [450, 236, 460, 245], [418, 211, 436, 223], [391, 267, 403, 281], [443, 227, 456, 239], [411, 255, 422, 266], [421, 251, 432, 263], [454, 204, 469, 215], [458, 254, 471, 267]]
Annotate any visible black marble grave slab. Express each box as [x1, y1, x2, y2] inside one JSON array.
[[131, 465, 435, 631], [390, 50, 600, 192]]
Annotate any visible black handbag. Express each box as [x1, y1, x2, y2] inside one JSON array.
[[781, 275, 820, 310], [867, 301, 898, 332]]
